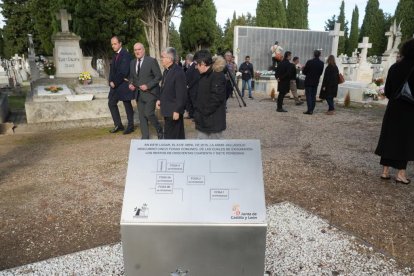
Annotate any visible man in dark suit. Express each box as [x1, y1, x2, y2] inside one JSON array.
[[156, 47, 187, 139], [185, 53, 200, 119], [302, 50, 324, 115], [128, 42, 163, 139], [108, 36, 133, 134], [275, 51, 292, 112]]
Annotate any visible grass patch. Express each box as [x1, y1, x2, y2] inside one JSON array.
[[8, 95, 26, 109]]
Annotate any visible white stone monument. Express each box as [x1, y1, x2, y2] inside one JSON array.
[[53, 9, 84, 78], [356, 37, 373, 83], [27, 34, 40, 81], [329, 23, 344, 57]]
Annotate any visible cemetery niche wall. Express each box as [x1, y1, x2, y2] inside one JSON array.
[[234, 26, 334, 71]]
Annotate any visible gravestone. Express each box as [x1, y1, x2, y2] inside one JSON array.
[[329, 23, 344, 57], [53, 9, 84, 78], [27, 34, 40, 81], [121, 140, 267, 276], [356, 37, 373, 83]]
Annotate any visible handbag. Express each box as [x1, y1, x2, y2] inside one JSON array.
[[394, 66, 414, 105], [338, 73, 345, 84]]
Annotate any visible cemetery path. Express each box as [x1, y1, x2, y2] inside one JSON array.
[[0, 93, 413, 272]]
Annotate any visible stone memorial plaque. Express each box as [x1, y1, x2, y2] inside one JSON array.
[[56, 46, 83, 74], [65, 94, 94, 101], [121, 139, 267, 276]]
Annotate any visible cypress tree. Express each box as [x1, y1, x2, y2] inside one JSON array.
[[337, 1, 346, 55], [360, 0, 386, 56], [302, 0, 309, 29], [394, 0, 414, 43], [347, 5, 359, 56], [287, 0, 307, 29], [256, 0, 287, 28], [180, 0, 217, 52], [1, 0, 35, 58]]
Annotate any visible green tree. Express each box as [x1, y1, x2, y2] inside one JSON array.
[[287, 0, 308, 29], [256, 0, 287, 28], [360, 0, 386, 56], [394, 0, 414, 43], [1, 0, 35, 58], [179, 0, 217, 52], [337, 1, 347, 55], [324, 15, 336, 31], [28, 0, 56, 56], [169, 22, 183, 59], [347, 5, 359, 56]]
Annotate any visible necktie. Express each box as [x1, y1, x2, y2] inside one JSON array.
[[115, 53, 120, 62], [136, 59, 141, 76]]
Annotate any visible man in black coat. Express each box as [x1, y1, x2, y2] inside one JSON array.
[[156, 47, 187, 139], [239, 56, 254, 99], [108, 36, 133, 134], [302, 50, 324, 114], [185, 53, 200, 119], [275, 51, 292, 112], [128, 42, 163, 139], [193, 49, 227, 139]]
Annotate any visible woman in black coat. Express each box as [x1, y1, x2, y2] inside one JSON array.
[[319, 55, 339, 115], [375, 38, 414, 184]]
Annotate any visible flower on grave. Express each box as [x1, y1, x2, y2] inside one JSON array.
[[44, 86, 63, 93], [254, 71, 262, 80], [79, 71, 92, 81], [43, 61, 56, 76], [374, 77, 384, 86], [364, 83, 379, 100]]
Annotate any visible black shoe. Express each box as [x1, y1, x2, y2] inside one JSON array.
[[109, 125, 125, 133], [303, 111, 313, 115], [295, 101, 304, 105], [123, 127, 134, 135], [157, 128, 164, 139], [276, 108, 287, 112], [249, 96, 254, 99]]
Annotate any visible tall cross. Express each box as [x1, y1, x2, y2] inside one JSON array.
[[385, 25, 394, 52], [358, 37, 372, 63], [329, 23, 344, 57], [56, 9, 72, 33]]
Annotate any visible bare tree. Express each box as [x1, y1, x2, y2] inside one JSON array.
[[139, 0, 182, 62]]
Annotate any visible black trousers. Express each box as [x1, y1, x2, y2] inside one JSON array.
[[108, 93, 134, 128], [137, 94, 162, 139], [380, 157, 408, 170], [164, 115, 185, 139], [277, 91, 287, 109]]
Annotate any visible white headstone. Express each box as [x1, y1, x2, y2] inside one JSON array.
[[329, 23, 344, 57], [358, 37, 372, 64]]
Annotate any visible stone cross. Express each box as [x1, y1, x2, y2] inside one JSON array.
[[393, 22, 402, 51], [385, 23, 395, 53], [27, 34, 35, 60], [56, 9, 72, 33], [358, 37, 372, 63], [329, 23, 344, 57]]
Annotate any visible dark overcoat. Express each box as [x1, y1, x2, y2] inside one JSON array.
[[194, 64, 226, 134], [159, 64, 187, 117], [275, 59, 291, 94], [108, 48, 133, 101], [319, 64, 339, 99], [375, 58, 414, 161], [303, 57, 324, 87]]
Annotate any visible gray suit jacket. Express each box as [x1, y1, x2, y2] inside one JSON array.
[[129, 56, 162, 99]]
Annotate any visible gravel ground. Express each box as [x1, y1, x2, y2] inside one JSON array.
[[2, 202, 411, 275], [0, 92, 413, 273]]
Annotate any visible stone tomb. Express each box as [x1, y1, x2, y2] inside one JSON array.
[[25, 80, 128, 124], [121, 140, 267, 276]]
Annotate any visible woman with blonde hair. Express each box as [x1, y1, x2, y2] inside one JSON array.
[[319, 55, 339, 115]]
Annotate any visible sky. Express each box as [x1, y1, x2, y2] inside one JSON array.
[[172, 0, 399, 31]]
